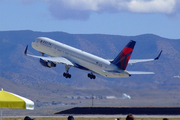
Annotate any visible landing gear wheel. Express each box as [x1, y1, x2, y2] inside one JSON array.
[[63, 65, 71, 78], [93, 75, 96, 79], [63, 72, 71, 78], [68, 74, 71, 78], [88, 73, 91, 78], [87, 73, 96, 79], [63, 72, 66, 78]]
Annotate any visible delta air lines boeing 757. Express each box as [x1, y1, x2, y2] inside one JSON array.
[[24, 37, 162, 79]]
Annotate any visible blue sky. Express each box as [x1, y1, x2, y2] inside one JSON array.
[[0, 0, 180, 39]]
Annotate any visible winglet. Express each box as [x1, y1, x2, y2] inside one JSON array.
[[154, 50, 162, 60], [24, 45, 28, 56]]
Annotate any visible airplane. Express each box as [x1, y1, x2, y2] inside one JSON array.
[[24, 37, 162, 79]]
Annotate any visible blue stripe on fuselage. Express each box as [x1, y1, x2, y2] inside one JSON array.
[[74, 63, 90, 71]]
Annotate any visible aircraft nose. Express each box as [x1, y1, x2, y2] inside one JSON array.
[[31, 39, 37, 48], [31, 41, 35, 46]]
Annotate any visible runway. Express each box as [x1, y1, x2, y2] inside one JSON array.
[[55, 107, 180, 115]]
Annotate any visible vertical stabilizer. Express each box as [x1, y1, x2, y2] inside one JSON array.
[[111, 40, 136, 70]]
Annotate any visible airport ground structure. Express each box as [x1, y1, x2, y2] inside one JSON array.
[[55, 107, 180, 115]]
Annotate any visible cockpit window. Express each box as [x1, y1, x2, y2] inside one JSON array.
[[34, 39, 41, 43]]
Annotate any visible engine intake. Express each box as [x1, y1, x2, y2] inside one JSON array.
[[39, 58, 56, 68]]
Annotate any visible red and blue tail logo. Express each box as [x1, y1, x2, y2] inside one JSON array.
[[111, 40, 136, 70]]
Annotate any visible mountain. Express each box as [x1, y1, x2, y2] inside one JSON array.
[[0, 30, 180, 115], [0, 30, 180, 88]]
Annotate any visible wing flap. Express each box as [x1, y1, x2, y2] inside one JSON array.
[[102, 70, 121, 73], [129, 59, 154, 64]]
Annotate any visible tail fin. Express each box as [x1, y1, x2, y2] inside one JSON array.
[[111, 40, 136, 70]]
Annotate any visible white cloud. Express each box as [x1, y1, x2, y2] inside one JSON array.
[[19, 0, 180, 20], [127, 0, 176, 14]]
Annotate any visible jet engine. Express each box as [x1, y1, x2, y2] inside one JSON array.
[[39, 58, 56, 68]]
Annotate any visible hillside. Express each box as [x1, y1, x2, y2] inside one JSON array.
[[0, 30, 180, 115], [0, 30, 180, 87]]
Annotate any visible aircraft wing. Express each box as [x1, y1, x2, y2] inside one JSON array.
[[127, 51, 162, 74], [102, 70, 121, 73], [102, 70, 154, 74], [128, 50, 162, 65], [24, 45, 74, 66]]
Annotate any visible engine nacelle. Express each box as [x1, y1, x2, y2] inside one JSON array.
[[39, 58, 56, 68]]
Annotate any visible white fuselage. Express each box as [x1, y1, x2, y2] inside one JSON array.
[[32, 37, 130, 78]]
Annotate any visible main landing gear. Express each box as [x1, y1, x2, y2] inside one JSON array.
[[63, 65, 71, 78], [87, 73, 96, 79], [63, 72, 71, 78], [62, 65, 96, 79]]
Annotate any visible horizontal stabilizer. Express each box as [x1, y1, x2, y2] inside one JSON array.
[[128, 71, 154, 74]]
